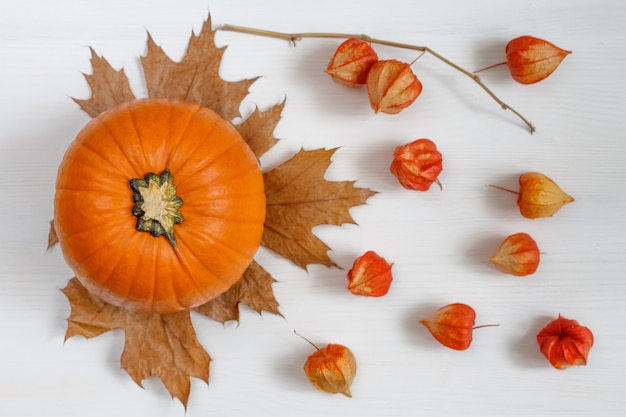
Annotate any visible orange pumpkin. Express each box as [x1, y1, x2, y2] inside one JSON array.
[[54, 98, 266, 314]]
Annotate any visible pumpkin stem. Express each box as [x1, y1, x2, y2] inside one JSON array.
[[130, 169, 183, 248]]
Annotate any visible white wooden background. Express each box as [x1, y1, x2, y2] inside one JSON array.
[[1, 1, 625, 416]]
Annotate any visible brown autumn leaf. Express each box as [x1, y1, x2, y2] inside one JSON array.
[[140, 15, 256, 120], [262, 148, 377, 268], [73, 47, 137, 118], [47, 220, 58, 249], [236, 101, 285, 158], [56, 14, 375, 407], [194, 260, 280, 323], [61, 278, 210, 407]]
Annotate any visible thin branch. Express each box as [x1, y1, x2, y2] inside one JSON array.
[[218, 24, 535, 134]]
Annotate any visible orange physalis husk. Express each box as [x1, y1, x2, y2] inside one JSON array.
[[303, 342, 357, 397], [390, 138, 443, 191], [536, 315, 594, 370], [506, 36, 571, 84], [419, 303, 476, 350], [517, 172, 574, 219], [491, 172, 574, 219], [346, 250, 393, 297], [325, 38, 378, 87], [366, 59, 422, 114], [490, 232, 540, 276]]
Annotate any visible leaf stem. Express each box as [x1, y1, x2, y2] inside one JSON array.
[[294, 330, 320, 351], [473, 324, 500, 330], [218, 24, 535, 134], [488, 184, 520, 195], [409, 50, 427, 66], [474, 61, 507, 73]]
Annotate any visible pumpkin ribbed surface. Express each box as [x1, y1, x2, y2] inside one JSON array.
[[54, 98, 266, 313]]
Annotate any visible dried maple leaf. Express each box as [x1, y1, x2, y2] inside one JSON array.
[[194, 260, 280, 323], [73, 47, 136, 118], [140, 15, 256, 120], [262, 148, 377, 268], [47, 220, 58, 249], [235, 101, 285, 158], [62, 278, 210, 407]]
